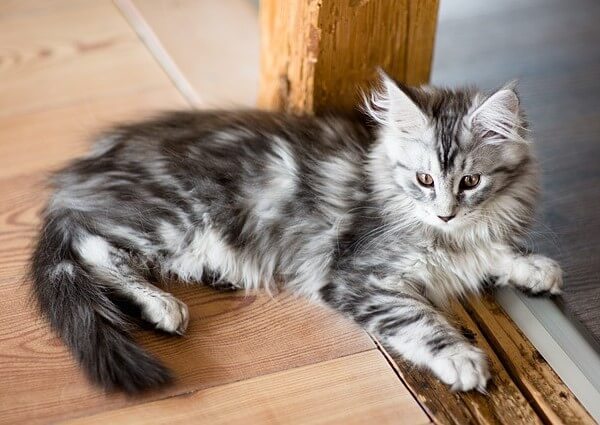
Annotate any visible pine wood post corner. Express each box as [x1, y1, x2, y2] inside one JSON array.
[[258, 0, 440, 114]]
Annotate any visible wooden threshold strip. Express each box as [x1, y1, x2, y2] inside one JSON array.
[[372, 295, 595, 425], [464, 295, 593, 424]]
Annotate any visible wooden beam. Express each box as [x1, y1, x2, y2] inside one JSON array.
[[464, 295, 595, 425], [258, 0, 439, 114]]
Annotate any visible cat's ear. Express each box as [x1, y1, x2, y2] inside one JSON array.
[[365, 71, 427, 132], [470, 82, 524, 143]]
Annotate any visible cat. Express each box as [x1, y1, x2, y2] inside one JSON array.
[[30, 73, 563, 394]]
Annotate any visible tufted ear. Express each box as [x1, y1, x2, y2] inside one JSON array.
[[365, 71, 427, 133], [470, 82, 523, 143]]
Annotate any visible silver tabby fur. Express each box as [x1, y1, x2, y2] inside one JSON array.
[[31, 74, 563, 393]]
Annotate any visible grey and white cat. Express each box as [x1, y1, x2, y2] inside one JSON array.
[[31, 74, 562, 393]]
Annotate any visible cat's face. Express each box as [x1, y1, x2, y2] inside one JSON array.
[[368, 74, 536, 233]]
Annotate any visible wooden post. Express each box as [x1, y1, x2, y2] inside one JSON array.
[[258, 0, 439, 114]]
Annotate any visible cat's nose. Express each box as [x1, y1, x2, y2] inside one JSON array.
[[437, 215, 456, 223]]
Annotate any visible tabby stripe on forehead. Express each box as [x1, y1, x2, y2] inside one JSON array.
[[436, 115, 459, 172], [438, 135, 458, 172]]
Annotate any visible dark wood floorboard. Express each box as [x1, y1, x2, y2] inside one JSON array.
[[432, 0, 600, 342]]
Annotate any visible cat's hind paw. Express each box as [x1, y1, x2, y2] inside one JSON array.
[[141, 294, 189, 335], [430, 344, 490, 392]]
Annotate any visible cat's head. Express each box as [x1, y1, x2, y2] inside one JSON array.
[[366, 73, 538, 238]]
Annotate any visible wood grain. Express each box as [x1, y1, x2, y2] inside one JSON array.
[[60, 350, 430, 425], [0, 0, 175, 118], [0, 87, 186, 181], [464, 295, 595, 425], [404, 0, 439, 85], [0, 0, 94, 19], [0, 175, 44, 284], [258, 0, 439, 114], [258, 0, 322, 113]]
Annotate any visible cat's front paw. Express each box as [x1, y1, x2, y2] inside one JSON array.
[[429, 343, 490, 392], [518, 255, 563, 295]]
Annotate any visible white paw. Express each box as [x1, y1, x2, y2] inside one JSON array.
[[142, 294, 189, 335], [429, 344, 490, 392], [521, 255, 563, 295]]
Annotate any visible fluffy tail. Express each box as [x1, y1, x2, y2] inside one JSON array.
[[30, 210, 172, 393]]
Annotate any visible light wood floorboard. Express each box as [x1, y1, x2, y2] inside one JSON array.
[[0, 0, 175, 118], [61, 351, 430, 425]]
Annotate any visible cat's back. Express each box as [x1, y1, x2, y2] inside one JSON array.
[[52, 109, 371, 187], [48, 109, 373, 222], [108, 109, 373, 160]]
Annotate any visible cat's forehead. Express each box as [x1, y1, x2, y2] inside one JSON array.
[[414, 116, 472, 175], [389, 84, 521, 175], [421, 130, 504, 176], [409, 87, 479, 173], [414, 124, 499, 177]]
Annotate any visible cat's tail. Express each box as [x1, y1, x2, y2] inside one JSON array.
[[30, 210, 172, 393]]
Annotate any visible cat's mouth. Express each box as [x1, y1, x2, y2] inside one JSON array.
[[423, 212, 467, 232]]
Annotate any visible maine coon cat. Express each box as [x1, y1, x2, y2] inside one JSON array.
[[31, 74, 563, 393]]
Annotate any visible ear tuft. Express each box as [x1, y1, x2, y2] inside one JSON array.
[[470, 84, 524, 143], [363, 70, 427, 132]]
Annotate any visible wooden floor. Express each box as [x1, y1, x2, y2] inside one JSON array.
[[0, 1, 597, 424], [0, 1, 428, 424], [432, 0, 600, 344]]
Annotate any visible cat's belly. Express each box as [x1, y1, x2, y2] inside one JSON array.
[[158, 220, 275, 290]]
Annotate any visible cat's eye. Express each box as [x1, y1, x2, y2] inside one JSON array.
[[416, 173, 434, 187], [460, 174, 480, 190]]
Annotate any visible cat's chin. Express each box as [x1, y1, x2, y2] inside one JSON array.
[[434, 223, 458, 233]]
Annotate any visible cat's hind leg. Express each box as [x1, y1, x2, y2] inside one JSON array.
[[201, 268, 242, 292], [76, 234, 189, 335]]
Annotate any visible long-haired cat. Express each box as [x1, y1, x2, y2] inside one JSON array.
[[31, 74, 562, 393]]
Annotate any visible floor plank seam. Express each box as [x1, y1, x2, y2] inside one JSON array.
[[463, 297, 595, 424], [59, 347, 382, 424], [367, 332, 435, 423], [113, 0, 202, 107]]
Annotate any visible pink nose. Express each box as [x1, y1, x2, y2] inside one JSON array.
[[438, 215, 456, 223]]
